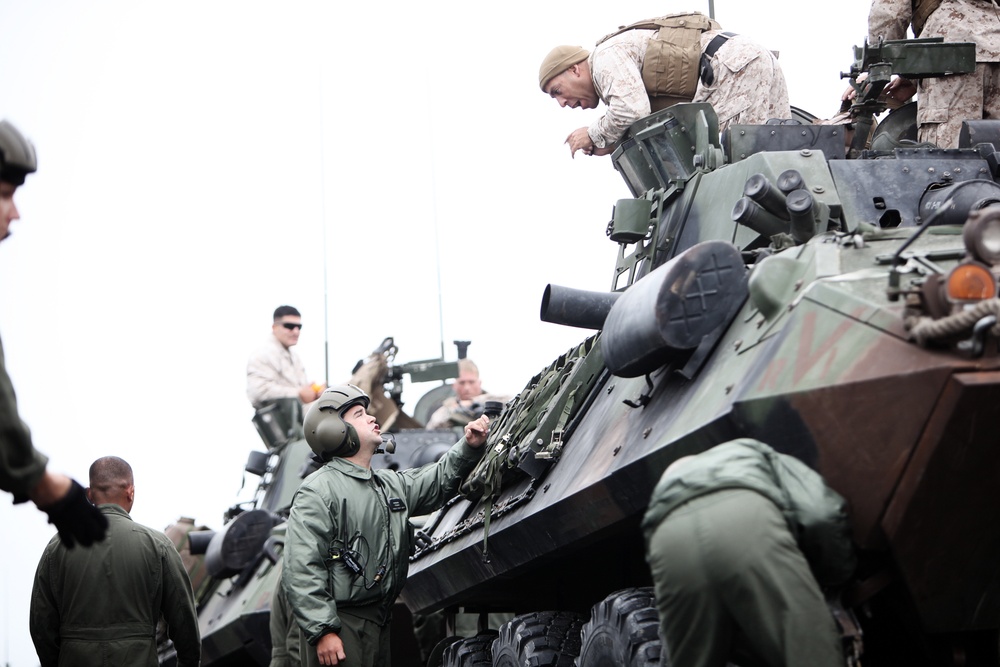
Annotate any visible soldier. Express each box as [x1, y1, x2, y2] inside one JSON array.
[[282, 384, 488, 666], [425, 359, 508, 430], [863, 0, 1000, 147], [0, 119, 107, 548], [29, 456, 201, 667], [247, 305, 327, 411], [539, 12, 791, 158], [642, 438, 856, 667]]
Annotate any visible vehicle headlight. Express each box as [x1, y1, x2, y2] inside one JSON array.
[[963, 204, 1000, 266]]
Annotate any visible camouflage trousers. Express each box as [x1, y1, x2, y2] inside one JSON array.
[[918, 61, 1000, 147], [645, 489, 843, 667]]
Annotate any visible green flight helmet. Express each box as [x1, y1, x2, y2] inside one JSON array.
[[0, 120, 38, 186], [304, 384, 371, 460]]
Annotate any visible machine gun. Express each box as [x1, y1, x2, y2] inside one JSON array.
[[841, 37, 975, 147]]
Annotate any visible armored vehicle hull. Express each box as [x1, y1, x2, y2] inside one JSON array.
[[403, 40, 1000, 666]]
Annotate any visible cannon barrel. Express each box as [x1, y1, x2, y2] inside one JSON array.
[[540, 284, 621, 330]]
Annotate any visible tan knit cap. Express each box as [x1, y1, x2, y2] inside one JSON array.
[[538, 45, 590, 90]]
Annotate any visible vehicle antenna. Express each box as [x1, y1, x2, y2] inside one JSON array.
[[430, 120, 445, 361], [319, 73, 330, 386]]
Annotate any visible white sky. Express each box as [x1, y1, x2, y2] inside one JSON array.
[[0, 1, 872, 664]]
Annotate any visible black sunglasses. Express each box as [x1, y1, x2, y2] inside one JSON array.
[[281, 322, 303, 331]]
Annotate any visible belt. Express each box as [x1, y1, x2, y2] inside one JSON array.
[[699, 32, 737, 87]]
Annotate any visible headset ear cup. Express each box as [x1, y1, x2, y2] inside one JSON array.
[[341, 424, 362, 458], [305, 406, 348, 459]]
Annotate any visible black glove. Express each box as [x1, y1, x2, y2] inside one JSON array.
[[43, 479, 109, 548]]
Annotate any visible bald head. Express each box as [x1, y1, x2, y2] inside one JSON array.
[[88, 456, 135, 510]]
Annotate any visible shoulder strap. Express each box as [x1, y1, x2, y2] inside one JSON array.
[[699, 32, 737, 87], [596, 11, 719, 47], [911, 0, 943, 38]]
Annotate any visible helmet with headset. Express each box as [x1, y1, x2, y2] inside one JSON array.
[[304, 384, 371, 461]]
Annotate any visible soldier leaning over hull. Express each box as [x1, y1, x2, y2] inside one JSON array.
[[539, 11, 791, 158]]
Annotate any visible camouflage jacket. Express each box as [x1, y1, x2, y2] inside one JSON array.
[[29, 504, 201, 667], [588, 28, 790, 147], [247, 334, 310, 410], [282, 438, 484, 644], [0, 332, 48, 499], [641, 438, 856, 588]]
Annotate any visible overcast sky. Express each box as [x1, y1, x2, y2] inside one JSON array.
[[0, 1, 872, 664]]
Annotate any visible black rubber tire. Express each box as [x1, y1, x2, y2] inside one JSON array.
[[441, 630, 498, 667], [426, 635, 462, 667], [492, 610, 585, 667], [576, 587, 665, 667]]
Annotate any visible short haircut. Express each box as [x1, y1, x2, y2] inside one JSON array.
[[89, 456, 134, 495], [273, 305, 301, 321], [457, 359, 479, 376]]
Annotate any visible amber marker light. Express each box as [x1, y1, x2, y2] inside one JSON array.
[[946, 261, 998, 302]]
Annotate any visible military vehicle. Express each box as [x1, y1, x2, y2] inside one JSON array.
[[161, 38, 1000, 667], [397, 38, 1000, 667]]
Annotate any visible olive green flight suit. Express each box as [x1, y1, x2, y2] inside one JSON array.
[[642, 438, 855, 667], [0, 334, 48, 499], [283, 438, 484, 667], [29, 503, 201, 667]]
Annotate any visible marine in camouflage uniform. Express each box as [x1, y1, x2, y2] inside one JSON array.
[[868, 0, 1000, 147], [588, 28, 790, 146], [540, 15, 790, 157], [29, 457, 200, 667], [642, 439, 856, 667]]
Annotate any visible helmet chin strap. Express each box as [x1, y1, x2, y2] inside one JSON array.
[[376, 433, 397, 455]]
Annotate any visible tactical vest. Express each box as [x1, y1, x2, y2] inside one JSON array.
[[911, 0, 943, 37], [596, 12, 722, 111]]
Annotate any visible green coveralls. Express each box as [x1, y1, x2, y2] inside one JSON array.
[[283, 438, 484, 667], [270, 561, 302, 667], [29, 503, 201, 667], [641, 439, 856, 667], [0, 334, 48, 499]]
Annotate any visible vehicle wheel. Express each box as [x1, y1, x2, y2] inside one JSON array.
[[577, 587, 664, 667], [492, 610, 585, 667], [441, 630, 498, 667], [426, 635, 462, 667]]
